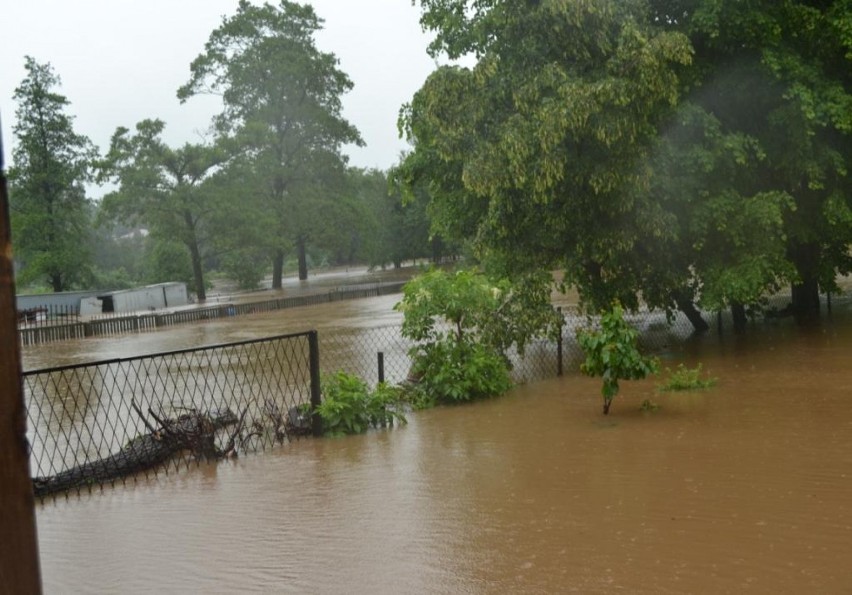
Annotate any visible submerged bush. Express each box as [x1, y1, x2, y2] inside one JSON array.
[[407, 340, 512, 405], [317, 371, 406, 436], [395, 267, 559, 406], [658, 363, 717, 391]]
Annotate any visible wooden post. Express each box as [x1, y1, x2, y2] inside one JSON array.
[[308, 331, 323, 437], [0, 123, 43, 594]]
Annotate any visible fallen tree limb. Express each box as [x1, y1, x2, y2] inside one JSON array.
[[32, 406, 238, 498]]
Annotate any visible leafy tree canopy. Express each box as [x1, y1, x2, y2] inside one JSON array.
[[9, 57, 98, 292], [650, 0, 852, 321], [98, 119, 226, 300], [178, 0, 363, 287], [401, 0, 693, 314], [403, 0, 852, 327]]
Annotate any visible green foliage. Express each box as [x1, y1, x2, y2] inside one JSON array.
[[396, 267, 561, 356], [651, 0, 852, 319], [577, 303, 659, 415], [405, 0, 852, 328], [219, 247, 267, 290], [97, 119, 226, 301], [8, 57, 98, 292], [658, 364, 717, 392], [317, 372, 406, 436], [396, 267, 559, 404], [639, 399, 661, 413], [402, 0, 693, 315], [350, 167, 438, 269], [89, 266, 136, 291], [178, 0, 363, 287], [408, 340, 512, 405], [143, 239, 194, 288]]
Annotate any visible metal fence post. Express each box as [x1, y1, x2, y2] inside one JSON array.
[[377, 351, 385, 384], [557, 307, 564, 377], [308, 330, 323, 436]]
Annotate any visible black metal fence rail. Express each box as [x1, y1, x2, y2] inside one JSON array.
[[24, 331, 319, 499], [18, 281, 406, 346]]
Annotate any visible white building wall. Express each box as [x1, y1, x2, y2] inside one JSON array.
[[161, 283, 189, 307]]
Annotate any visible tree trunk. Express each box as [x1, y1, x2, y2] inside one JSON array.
[[188, 241, 206, 302], [50, 273, 62, 293], [297, 237, 308, 281], [731, 302, 747, 333], [789, 243, 821, 324], [675, 295, 709, 333], [791, 278, 820, 324], [182, 211, 206, 301], [271, 249, 284, 290]]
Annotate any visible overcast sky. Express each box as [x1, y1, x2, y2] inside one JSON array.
[[0, 0, 440, 189]]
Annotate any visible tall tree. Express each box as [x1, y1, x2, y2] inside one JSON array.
[[401, 0, 693, 315], [99, 119, 225, 301], [649, 0, 852, 323], [346, 167, 435, 270], [178, 0, 363, 286], [9, 57, 97, 292]]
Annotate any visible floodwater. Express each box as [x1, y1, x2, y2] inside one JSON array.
[[21, 293, 406, 371], [31, 296, 852, 593]]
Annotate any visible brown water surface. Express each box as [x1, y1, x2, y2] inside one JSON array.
[[34, 306, 852, 593]]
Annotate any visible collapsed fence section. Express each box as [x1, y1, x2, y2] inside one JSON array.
[[24, 331, 321, 499]]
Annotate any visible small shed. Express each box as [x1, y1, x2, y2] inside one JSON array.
[[93, 282, 189, 314]]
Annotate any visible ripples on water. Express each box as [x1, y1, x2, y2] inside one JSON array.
[[35, 306, 852, 593]]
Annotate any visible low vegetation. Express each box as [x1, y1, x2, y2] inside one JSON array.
[[577, 303, 659, 415], [395, 267, 560, 407], [658, 364, 718, 392], [317, 372, 406, 437]]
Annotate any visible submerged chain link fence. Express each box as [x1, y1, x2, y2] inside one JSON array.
[[24, 331, 319, 500], [318, 305, 706, 388], [25, 298, 759, 500]]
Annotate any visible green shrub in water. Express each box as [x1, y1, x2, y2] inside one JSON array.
[[317, 372, 407, 436], [406, 340, 512, 406], [577, 303, 659, 415], [658, 363, 717, 392], [395, 268, 559, 406]]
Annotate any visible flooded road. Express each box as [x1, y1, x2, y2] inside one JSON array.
[[33, 300, 852, 593]]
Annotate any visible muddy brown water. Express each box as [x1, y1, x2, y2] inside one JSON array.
[[29, 296, 852, 593]]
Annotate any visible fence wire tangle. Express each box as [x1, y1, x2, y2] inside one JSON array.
[[24, 331, 318, 499]]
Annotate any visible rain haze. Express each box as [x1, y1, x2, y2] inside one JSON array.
[[0, 0, 439, 190]]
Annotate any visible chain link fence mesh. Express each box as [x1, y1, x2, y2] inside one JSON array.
[[28, 295, 809, 499], [25, 332, 315, 499]]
